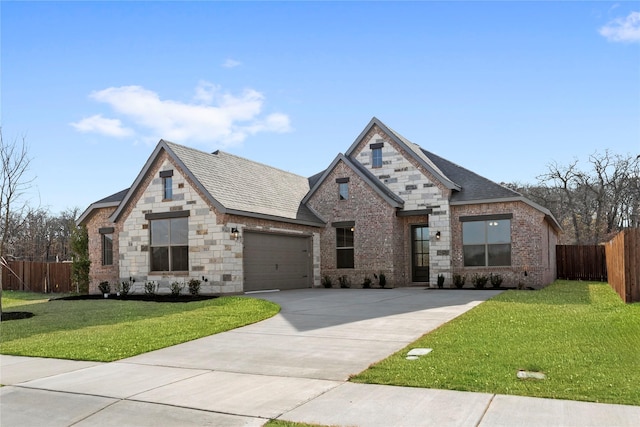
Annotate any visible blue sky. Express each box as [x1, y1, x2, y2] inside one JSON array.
[[2, 1, 639, 215]]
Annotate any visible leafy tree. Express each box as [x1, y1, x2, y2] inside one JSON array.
[[70, 225, 90, 294]]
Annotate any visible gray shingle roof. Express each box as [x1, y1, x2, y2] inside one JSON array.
[[420, 148, 522, 203], [94, 188, 129, 204], [163, 141, 323, 225]]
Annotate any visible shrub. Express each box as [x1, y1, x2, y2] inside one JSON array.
[[120, 280, 132, 296], [490, 273, 503, 288], [144, 281, 157, 295], [437, 274, 445, 288], [170, 281, 184, 297], [362, 277, 372, 289], [98, 281, 110, 294], [321, 276, 333, 288], [453, 274, 466, 289], [338, 275, 351, 288], [188, 278, 201, 296], [471, 274, 489, 289]]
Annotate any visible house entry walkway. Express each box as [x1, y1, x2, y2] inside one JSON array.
[[2, 288, 639, 426]]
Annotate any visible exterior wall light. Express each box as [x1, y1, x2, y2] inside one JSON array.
[[231, 227, 240, 240], [435, 231, 441, 240]]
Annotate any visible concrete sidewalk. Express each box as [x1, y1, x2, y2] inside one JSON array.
[[2, 288, 639, 426]]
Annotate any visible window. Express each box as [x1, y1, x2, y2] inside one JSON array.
[[160, 170, 173, 200], [372, 147, 383, 168], [163, 176, 173, 200], [150, 217, 188, 272], [339, 182, 349, 200], [336, 227, 354, 268], [463, 219, 511, 266], [102, 233, 113, 266]]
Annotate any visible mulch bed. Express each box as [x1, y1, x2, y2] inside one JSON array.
[[1, 311, 35, 321], [51, 294, 218, 303]]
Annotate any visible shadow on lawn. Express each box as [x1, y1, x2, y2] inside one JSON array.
[[494, 281, 595, 305]]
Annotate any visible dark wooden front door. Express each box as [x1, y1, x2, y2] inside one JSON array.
[[412, 225, 430, 282]]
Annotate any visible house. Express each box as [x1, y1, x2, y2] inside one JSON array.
[[77, 117, 560, 294]]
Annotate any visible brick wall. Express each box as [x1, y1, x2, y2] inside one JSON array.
[[83, 206, 120, 293], [306, 159, 403, 287], [349, 125, 453, 286], [451, 201, 558, 288]]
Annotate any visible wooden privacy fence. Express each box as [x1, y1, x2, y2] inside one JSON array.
[[604, 228, 640, 303], [1, 261, 74, 293], [556, 245, 607, 282]]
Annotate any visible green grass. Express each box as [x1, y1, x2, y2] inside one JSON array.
[[1, 291, 279, 361], [351, 281, 640, 406]]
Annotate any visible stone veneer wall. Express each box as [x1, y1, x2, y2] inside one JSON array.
[[84, 206, 120, 294], [118, 155, 242, 294], [450, 201, 557, 288], [306, 160, 402, 287], [351, 126, 453, 286], [116, 151, 322, 294]]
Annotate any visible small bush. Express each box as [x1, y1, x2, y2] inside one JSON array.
[[120, 280, 132, 296], [362, 277, 372, 289], [188, 278, 201, 296], [453, 274, 466, 289], [375, 273, 387, 288], [437, 274, 445, 288], [144, 281, 157, 295], [490, 273, 503, 288], [321, 276, 333, 288], [98, 281, 110, 294], [338, 275, 351, 288], [471, 274, 489, 289], [170, 281, 184, 297]]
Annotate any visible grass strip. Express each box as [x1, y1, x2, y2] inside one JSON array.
[[351, 281, 640, 406], [1, 291, 279, 361]]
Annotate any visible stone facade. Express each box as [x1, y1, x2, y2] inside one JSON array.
[[348, 126, 453, 286]]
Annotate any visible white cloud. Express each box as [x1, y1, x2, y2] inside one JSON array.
[[70, 114, 133, 137], [73, 83, 291, 146], [222, 58, 241, 68], [599, 11, 640, 43]]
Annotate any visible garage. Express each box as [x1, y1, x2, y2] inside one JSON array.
[[243, 231, 313, 292]]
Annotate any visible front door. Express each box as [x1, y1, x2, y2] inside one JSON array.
[[412, 225, 430, 282]]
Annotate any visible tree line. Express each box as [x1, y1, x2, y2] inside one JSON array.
[[507, 150, 639, 245]]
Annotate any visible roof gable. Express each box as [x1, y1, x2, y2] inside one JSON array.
[[345, 117, 461, 191], [110, 140, 323, 226], [302, 153, 404, 208]]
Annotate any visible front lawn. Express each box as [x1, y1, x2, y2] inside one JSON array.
[[351, 281, 640, 406], [0, 291, 279, 361]]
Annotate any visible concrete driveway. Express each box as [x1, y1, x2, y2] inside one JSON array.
[[3, 288, 639, 426]]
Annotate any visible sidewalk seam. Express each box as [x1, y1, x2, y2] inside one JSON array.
[[476, 393, 496, 427]]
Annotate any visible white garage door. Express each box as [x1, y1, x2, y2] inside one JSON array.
[[243, 232, 312, 292]]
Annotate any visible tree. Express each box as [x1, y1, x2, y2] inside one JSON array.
[[70, 225, 90, 294], [0, 130, 34, 319], [515, 151, 639, 245]]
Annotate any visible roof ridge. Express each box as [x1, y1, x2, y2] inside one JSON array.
[[162, 139, 308, 180]]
